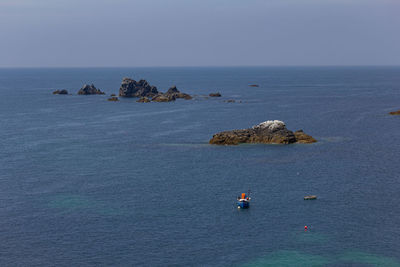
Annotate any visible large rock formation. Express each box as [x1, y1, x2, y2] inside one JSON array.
[[78, 84, 105, 95], [209, 120, 316, 145], [119, 78, 158, 98], [389, 110, 400, 115], [53, 89, 68, 95]]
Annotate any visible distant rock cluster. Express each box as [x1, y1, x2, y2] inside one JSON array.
[[209, 120, 316, 145], [51, 77, 234, 104], [119, 78, 192, 102]]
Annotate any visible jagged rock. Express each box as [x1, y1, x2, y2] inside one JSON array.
[[137, 97, 151, 103], [108, 96, 119, 101], [165, 86, 192, 100], [389, 110, 400, 115], [209, 92, 221, 97], [53, 89, 68, 95], [77, 84, 105, 95], [119, 78, 158, 98], [209, 120, 316, 145], [152, 93, 176, 102]]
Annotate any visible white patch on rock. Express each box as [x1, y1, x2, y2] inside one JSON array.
[[252, 120, 286, 131]]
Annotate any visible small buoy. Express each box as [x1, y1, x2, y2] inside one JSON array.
[[304, 226, 308, 230]]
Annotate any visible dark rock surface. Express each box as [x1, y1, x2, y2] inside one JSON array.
[[119, 78, 158, 98], [165, 86, 192, 100], [78, 84, 105, 95], [108, 96, 119, 101], [137, 97, 151, 103], [209, 92, 222, 97], [152, 93, 176, 102], [249, 84, 259, 87], [389, 110, 400, 115], [53, 89, 69, 95], [209, 120, 316, 145]]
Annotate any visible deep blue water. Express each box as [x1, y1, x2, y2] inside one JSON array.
[[0, 67, 400, 266]]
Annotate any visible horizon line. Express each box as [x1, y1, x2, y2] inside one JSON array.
[[1, 64, 400, 69]]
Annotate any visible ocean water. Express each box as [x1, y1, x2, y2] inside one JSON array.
[[0, 66, 400, 266]]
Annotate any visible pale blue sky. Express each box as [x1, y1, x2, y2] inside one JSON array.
[[0, 0, 399, 67]]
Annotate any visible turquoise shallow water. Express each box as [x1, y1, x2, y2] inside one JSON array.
[[0, 67, 400, 266]]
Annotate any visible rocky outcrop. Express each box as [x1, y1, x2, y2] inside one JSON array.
[[389, 110, 400, 115], [137, 97, 151, 103], [119, 78, 158, 98], [53, 89, 68, 95], [209, 120, 317, 145], [78, 84, 105, 95], [294, 130, 317, 143], [118, 78, 192, 102], [108, 96, 119, 101], [152, 93, 176, 102], [209, 92, 221, 97], [165, 86, 192, 100]]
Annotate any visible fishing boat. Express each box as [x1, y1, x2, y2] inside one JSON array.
[[237, 192, 251, 209]]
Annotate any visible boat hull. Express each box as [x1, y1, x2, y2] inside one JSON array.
[[237, 201, 250, 209]]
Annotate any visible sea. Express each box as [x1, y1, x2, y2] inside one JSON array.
[[0, 66, 399, 266]]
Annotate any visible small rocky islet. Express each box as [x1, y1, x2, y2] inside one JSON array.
[[209, 120, 316, 145], [52, 89, 69, 95], [77, 84, 105, 95], [389, 110, 400, 115]]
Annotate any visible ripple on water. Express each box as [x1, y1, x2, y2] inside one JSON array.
[[48, 194, 124, 216], [242, 250, 331, 267], [338, 251, 400, 267]]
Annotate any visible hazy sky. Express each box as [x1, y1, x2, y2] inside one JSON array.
[[0, 0, 399, 67]]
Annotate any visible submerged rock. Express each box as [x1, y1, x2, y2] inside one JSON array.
[[137, 97, 151, 103], [389, 110, 400, 115], [53, 89, 69, 95], [78, 84, 105, 95], [209, 120, 316, 145], [249, 84, 259, 87], [304, 195, 317, 200], [119, 78, 158, 98], [224, 99, 236, 103], [209, 92, 222, 97]]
